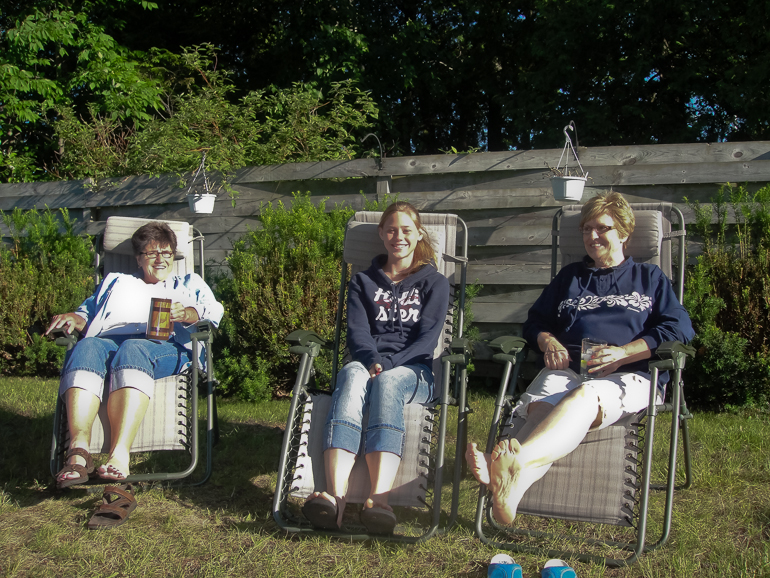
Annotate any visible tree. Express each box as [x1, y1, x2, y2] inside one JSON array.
[[0, 1, 165, 181], [51, 45, 379, 185], [4, 0, 770, 178]]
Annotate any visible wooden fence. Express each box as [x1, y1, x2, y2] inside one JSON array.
[[2, 141, 770, 348]]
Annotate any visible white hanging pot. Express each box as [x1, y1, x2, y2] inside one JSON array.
[[551, 176, 587, 201], [187, 192, 216, 214]]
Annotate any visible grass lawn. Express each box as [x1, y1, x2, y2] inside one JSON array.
[[1, 376, 769, 577]]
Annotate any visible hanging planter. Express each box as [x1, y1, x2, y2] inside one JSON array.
[[186, 152, 217, 214], [548, 121, 589, 202], [187, 192, 216, 214], [551, 175, 587, 201]]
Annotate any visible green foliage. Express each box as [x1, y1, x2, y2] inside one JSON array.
[[683, 184, 770, 409], [212, 193, 356, 400], [0, 208, 94, 376], [51, 45, 378, 190], [0, 2, 164, 182]]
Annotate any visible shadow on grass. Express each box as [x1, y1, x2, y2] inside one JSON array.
[[0, 407, 56, 498], [1, 396, 286, 520]]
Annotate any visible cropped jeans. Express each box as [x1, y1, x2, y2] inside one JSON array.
[[59, 336, 191, 402], [323, 361, 434, 458]]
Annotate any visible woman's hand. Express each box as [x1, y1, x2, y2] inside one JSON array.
[[369, 363, 383, 378], [587, 340, 651, 377], [45, 313, 86, 336], [586, 345, 627, 376], [537, 332, 571, 370], [170, 303, 199, 325]]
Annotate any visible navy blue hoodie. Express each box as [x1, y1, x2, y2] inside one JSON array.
[[346, 255, 451, 371], [524, 256, 694, 384]]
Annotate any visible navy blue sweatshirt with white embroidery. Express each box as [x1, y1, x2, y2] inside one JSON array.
[[523, 256, 694, 380], [346, 255, 451, 371]]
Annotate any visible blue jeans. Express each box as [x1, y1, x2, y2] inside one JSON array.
[[59, 336, 191, 401], [323, 362, 434, 457]]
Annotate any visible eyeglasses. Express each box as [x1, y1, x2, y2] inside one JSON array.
[[580, 225, 615, 236], [141, 250, 174, 259]]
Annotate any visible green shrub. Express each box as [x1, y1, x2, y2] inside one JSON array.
[[683, 184, 770, 409], [0, 208, 94, 376], [212, 192, 356, 400], [211, 192, 477, 402]]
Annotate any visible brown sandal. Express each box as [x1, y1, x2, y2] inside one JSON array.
[[302, 494, 347, 529], [56, 447, 95, 489], [87, 484, 137, 530]]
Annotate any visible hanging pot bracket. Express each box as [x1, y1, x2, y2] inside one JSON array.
[[548, 122, 589, 201], [186, 151, 217, 214], [550, 121, 588, 179]]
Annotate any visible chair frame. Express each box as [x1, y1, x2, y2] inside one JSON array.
[[272, 213, 471, 543], [474, 203, 695, 566], [49, 219, 219, 487]]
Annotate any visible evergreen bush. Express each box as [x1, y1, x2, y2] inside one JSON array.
[[683, 184, 770, 409], [0, 208, 94, 376], [212, 193, 356, 401]]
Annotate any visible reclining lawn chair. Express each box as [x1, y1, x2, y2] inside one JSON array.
[[49, 216, 218, 486], [474, 202, 695, 566], [273, 211, 470, 542]]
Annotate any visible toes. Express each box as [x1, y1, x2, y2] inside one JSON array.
[[491, 439, 508, 461], [364, 497, 392, 512], [99, 464, 128, 480], [506, 438, 522, 454]]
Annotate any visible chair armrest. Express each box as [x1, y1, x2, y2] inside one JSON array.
[[442, 337, 471, 365], [49, 327, 81, 350], [191, 319, 216, 343], [487, 336, 528, 355], [649, 340, 695, 372], [486, 335, 528, 365], [286, 330, 329, 348], [194, 319, 216, 334], [654, 341, 695, 359]]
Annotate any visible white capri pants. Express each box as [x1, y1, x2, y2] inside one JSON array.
[[511, 368, 661, 431]]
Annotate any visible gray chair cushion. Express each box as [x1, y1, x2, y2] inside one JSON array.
[[503, 413, 640, 526], [76, 375, 188, 453], [291, 393, 433, 508]]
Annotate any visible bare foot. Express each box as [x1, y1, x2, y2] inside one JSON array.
[[98, 459, 129, 481], [488, 439, 553, 525], [304, 491, 336, 506], [489, 438, 523, 524], [465, 442, 491, 485], [363, 494, 393, 512]]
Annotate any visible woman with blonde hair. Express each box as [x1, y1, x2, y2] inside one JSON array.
[[302, 201, 450, 533], [466, 191, 694, 525]]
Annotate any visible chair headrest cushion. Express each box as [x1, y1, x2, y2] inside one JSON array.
[[559, 210, 663, 265], [343, 211, 454, 275], [103, 217, 191, 260]]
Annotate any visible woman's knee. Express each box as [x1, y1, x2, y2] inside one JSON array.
[[62, 337, 114, 375], [328, 362, 370, 421], [564, 382, 600, 403], [335, 362, 370, 394]]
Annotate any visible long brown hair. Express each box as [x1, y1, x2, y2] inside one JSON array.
[[378, 201, 436, 269]]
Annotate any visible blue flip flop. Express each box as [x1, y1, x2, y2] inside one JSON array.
[[541, 559, 577, 578], [488, 554, 523, 578]]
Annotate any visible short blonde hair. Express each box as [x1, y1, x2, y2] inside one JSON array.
[[580, 191, 635, 248]]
